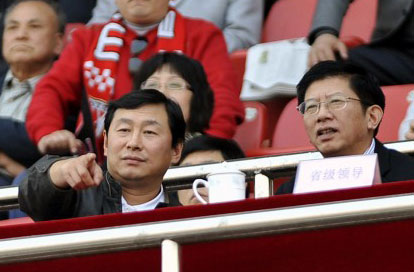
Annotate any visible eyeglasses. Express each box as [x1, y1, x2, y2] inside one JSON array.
[[141, 79, 191, 91], [297, 94, 370, 115], [128, 38, 148, 74]]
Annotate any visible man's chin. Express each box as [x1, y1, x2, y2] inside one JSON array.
[[316, 143, 341, 157]]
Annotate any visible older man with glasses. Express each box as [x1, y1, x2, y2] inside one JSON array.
[[25, 0, 244, 163], [277, 61, 414, 194]]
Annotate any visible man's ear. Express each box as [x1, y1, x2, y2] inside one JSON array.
[[366, 105, 383, 131], [103, 130, 108, 157], [171, 141, 183, 165]]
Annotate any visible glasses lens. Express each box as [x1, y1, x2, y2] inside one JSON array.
[[328, 96, 347, 110], [142, 80, 160, 90], [167, 81, 187, 90], [304, 101, 319, 115]]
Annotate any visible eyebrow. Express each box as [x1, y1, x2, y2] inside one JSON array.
[[142, 119, 162, 127], [115, 118, 162, 127], [6, 18, 43, 25], [305, 92, 346, 101]]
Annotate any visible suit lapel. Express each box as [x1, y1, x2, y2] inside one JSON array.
[[375, 139, 391, 181]]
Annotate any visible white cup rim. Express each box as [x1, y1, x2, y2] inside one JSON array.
[[207, 170, 245, 178]]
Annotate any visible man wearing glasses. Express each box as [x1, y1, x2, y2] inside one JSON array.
[[277, 61, 414, 194]]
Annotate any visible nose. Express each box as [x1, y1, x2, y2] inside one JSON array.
[[157, 84, 169, 95], [316, 101, 333, 122], [126, 131, 142, 150], [15, 26, 29, 39]]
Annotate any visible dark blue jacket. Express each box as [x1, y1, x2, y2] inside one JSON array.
[[0, 68, 41, 167]]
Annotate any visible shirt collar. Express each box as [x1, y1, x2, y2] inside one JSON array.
[[363, 138, 376, 155], [121, 186, 165, 213], [4, 69, 44, 90], [124, 19, 159, 36]]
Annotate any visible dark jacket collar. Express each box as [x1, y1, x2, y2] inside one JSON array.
[[104, 171, 181, 210], [374, 138, 391, 178]]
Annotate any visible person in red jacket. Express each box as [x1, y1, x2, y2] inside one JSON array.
[[26, 0, 244, 161]]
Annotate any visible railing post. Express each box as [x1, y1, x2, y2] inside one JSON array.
[[254, 173, 273, 198], [162, 239, 181, 272]]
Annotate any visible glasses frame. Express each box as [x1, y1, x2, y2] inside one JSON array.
[[296, 95, 371, 116], [140, 80, 192, 92]]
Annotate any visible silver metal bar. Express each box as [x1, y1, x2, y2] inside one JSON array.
[[1, 193, 414, 264], [0, 140, 413, 210], [0, 186, 19, 211], [162, 240, 181, 272]]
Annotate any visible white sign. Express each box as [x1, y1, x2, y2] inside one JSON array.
[[293, 154, 381, 194]]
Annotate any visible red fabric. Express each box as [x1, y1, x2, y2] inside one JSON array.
[[3, 219, 414, 272], [26, 12, 244, 150], [0, 181, 414, 272], [2, 180, 414, 271]]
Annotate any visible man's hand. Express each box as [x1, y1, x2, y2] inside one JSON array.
[[308, 33, 348, 67], [49, 153, 103, 190], [38, 130, 83, 155], [405, 120, 414, 140], [0, 152, 25, 177]]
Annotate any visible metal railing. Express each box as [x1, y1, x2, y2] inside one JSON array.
[[1, 193, 414, 270], [0, 140, 413, 211]]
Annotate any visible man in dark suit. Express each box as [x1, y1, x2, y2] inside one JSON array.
[[308, 0, 414, 86], [277, 61, 414, 194]]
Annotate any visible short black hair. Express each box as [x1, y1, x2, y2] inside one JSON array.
[[104, 89, 186, 148], [5, 0, 66, 34], [133, 52, 214, 134], [179, 135, 245, 164], [297, 61, 385, 136]]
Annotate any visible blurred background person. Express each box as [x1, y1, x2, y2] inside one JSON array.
[[175, 135, 245, 205], [308, 0, 414, 86], [88, 0, 264, 53], [134, 52, 214, 139], [0, 0, 64, 187], [25, 0, 243, 164]]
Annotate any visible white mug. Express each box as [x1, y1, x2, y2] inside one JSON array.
[[192, 169, 246, 204]]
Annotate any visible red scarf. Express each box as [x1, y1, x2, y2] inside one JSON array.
[[77, 8, 186, 162]]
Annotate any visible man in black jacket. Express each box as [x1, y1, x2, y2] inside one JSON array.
[[19, 89, 185, 221], [278, 61, 414, 194]]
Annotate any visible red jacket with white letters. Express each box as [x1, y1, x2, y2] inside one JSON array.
[[26, 12, 244, 156]]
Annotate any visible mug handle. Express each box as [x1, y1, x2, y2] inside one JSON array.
[[192, 179, 208, 204]]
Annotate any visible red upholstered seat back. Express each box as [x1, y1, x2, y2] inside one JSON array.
[[271, 97, 312, 151], [377, 84, 414, 142], [233, 101, 269, 152]]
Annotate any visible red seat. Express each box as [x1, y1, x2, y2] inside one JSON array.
[[377, 84, 414, 142], [247, 97, 315, 157], [233, 101, 269, 153], [229, 49, 248, 94], [271, 97, 314, 151]]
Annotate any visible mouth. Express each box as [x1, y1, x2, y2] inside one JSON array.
[[11, 44, 31, 49], [316, 127, 338, 140], [121, 155, 146, 164]]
